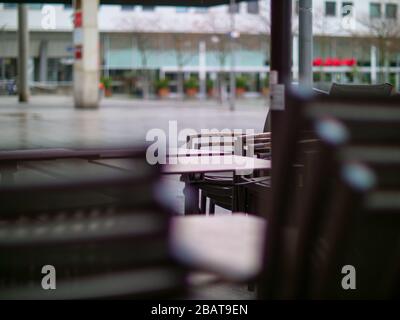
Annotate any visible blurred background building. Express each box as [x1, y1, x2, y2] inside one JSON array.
[[0, 0, 400, 97]]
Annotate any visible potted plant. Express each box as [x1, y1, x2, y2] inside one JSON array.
[[261, 75, 270, 96], [100, 76, 113, 97], [184, 77, 199, 98], [235, 76, 248, 97], [155, 78, 170, 98], [313, 71, 322, 83], [206, 79, 215, 97]]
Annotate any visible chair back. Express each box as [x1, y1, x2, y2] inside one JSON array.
[[329, 83, 394, 97], [0, 150, 186, 299], [259, 94, 400, 299], [309, 153, 400, 299], [284, 99, 400, 299]]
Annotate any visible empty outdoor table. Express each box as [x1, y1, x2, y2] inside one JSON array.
[[92, 155, 271, 214], [91, 155, 270, 175], [0, 148, 145, 185], [167, 148, 232, 157], [164, 156, 270, 214], [0, 148, 72, 161], [163, 155, 270, 175], [170, 214, 266, 281], [0, 147, 144, 162]]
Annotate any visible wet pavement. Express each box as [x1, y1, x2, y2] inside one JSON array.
[[0, 95, 268, 150], [0, 95, 266, 299]]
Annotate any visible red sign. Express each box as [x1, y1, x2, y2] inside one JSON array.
[[313, 57, 357, 67], [313, 57, 323, 66], [74, 11, 82, 28], [75, 45, 82, 60]]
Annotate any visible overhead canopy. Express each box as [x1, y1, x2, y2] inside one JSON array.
[[2, 0, 253, 7]]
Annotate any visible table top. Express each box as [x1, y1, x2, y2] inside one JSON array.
[[164, 155, 271, 174], [0, 148, 144, 162], [92, 155, 271, 175], [170, 214, 266, 281], [167, 148, 232, 157], [0, 148, 72, 161]]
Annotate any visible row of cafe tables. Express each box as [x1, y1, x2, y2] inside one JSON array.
[[0, 147, 271, 214], [91, 150, 271, 215], [0, 147, 271, 281]]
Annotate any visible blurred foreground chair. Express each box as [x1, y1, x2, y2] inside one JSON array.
[[265, 96, 400, 299], [0, 147, 145, 186], [329, 82, 394, 97], [173, 96, 400, 300], [0, 150, 187, 299]]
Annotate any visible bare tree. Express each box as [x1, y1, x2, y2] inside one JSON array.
[[134, 33, 152, 99], [0, 25, 6, 80], [193, 11, 231, 103], [251, 1, 271, 73], [341, 1, 400, 83], [359, 19, 400, 82], [118, 15, 161, 99], [170, 33, 195, 99], [209, 34, 230, 103]]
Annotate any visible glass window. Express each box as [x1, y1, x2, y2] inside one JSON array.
[[295, 0, 300, 15], [28, 4, 43, 10], [386, 3, 397, 19], [142, 6, 155, 12], [325, 1, 337, 16], [247, 1, 259, 14], [121, 5, 135, 11], [64, 4, 72, 10], [195, 7, 208, 14], [228, 3, 240, 14], [341, 2, 353, 17], [370, 3, 382, 18], [3, 4, 17, 9], [176, 7, 189, 13]]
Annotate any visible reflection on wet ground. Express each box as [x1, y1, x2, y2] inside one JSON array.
[[0, 95, 265, 299], [0, 96, 267, 150]]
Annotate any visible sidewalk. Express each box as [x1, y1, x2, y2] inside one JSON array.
[[0, 94, 263, 299], [0, 95, 268, 150]]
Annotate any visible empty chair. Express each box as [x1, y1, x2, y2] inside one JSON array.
[[200, 132, 271, 214], [0, 151, 186, 299], [0, 151, 156, 220], [271, 97, 400, 299], [310, 159, 400, 299], [183, 131, 271, 214], [329, 83, 394, 97]]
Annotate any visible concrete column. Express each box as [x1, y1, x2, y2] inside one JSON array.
[[396, 54, 400, 91], [39, 40, 48, 83], [293, 35, 299, 82], [199, 41, 207, 99], [299, 0, 313, 90], [0, 59, 4, 80], [229, 0, 237, 111], [74, 0, 99, 109], [18, 4, 30, 102], [371, 45, 377, 84]]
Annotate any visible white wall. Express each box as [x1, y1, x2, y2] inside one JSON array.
[[1, 1, 399, 36]]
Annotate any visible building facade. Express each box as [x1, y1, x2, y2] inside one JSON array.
[[0, 1, 399, 95]]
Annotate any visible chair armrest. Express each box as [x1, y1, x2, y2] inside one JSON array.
[[239, 132, 271, 140], [187, 132, 242, 149], [234, 133, 271, 147], [235, 176, 271, 187]]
